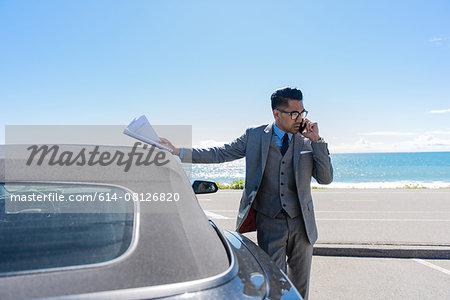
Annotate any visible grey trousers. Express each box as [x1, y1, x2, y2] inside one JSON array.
[[256, 212, 313, 300]]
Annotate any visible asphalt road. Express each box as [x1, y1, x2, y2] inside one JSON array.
[[197, 189, 450, 300], [198, 189, 450, 245], [310, 256, 450, 299]]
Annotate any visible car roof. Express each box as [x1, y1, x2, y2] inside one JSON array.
[[0, 144, 229, 298]]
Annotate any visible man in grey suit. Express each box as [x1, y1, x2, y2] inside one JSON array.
[[161, 87, 333, 299]]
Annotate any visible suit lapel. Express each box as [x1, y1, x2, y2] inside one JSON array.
[[260, 123, 272, 173], [293, 133, 305, 173]]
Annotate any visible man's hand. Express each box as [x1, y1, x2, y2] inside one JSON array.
[[301, 118, 321, 142], [159, 138, 181, 156]]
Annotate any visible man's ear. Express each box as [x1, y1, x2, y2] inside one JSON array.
[[273, 109, 280, 120]]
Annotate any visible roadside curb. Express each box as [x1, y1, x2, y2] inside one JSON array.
[[313, 244, 450, 259]]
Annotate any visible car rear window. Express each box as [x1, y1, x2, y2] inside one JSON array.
[[0, 183, 135, 274]]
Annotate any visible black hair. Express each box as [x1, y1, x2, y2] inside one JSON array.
[[271, 87, 303, 110]]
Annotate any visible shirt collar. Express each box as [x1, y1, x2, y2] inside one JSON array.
[[273, 123, 293, 141]]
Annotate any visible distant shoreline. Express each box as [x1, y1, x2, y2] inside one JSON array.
[[329, 151, 450, 155]]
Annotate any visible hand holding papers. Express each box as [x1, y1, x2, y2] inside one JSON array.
[[123, 115, 173, 153]]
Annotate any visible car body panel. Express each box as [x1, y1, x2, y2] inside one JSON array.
[[0, 144, 301, 299]]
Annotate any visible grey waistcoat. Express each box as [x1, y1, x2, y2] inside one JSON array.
[[252, 134, 301, 218]]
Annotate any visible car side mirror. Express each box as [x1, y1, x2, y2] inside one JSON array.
[[192, 180, 218, 194]]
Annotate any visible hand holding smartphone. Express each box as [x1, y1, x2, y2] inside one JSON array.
[[300, 118, 321, 142]]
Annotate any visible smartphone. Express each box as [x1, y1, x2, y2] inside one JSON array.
[[298, 120, 307, 133]]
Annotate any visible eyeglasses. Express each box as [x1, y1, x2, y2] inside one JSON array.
[[276, 109, 308, 120]]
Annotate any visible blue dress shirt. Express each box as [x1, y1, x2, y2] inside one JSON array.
[[272, 124, 293, 151]]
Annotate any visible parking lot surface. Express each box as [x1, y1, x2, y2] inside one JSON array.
[[197, 189, 450, 299]]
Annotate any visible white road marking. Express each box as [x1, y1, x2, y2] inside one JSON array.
[[314, 191, 448, 194], [202, 210, 450, 214], [317, 218, 450, 222], [203, 210, 231, 219], [317, 211, 450, 213], [334, 200, 377, 202], [412, 259, 450, 276], [202, 210, 450, 222]]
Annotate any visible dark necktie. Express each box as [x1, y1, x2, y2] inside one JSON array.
[[281, 133, 289, 156]]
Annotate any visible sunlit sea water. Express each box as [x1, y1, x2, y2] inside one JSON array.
[[186, 152, 450, 188]]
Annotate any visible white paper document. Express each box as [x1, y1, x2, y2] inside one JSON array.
[[123, 115, 173, 153]]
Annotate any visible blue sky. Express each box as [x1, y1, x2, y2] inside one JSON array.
[[1, 0, 449, 153]]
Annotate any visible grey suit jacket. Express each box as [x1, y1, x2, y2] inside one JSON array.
[[182, 123, 333, 245]]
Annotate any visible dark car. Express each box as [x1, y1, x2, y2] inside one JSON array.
[[0, 144, 301, 299]]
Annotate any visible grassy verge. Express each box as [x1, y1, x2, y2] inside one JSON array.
[[216, 180, 244, 190], [397, 184, 427, 189]]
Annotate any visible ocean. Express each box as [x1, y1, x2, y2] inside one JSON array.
[[187, 152, 450, 188]]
